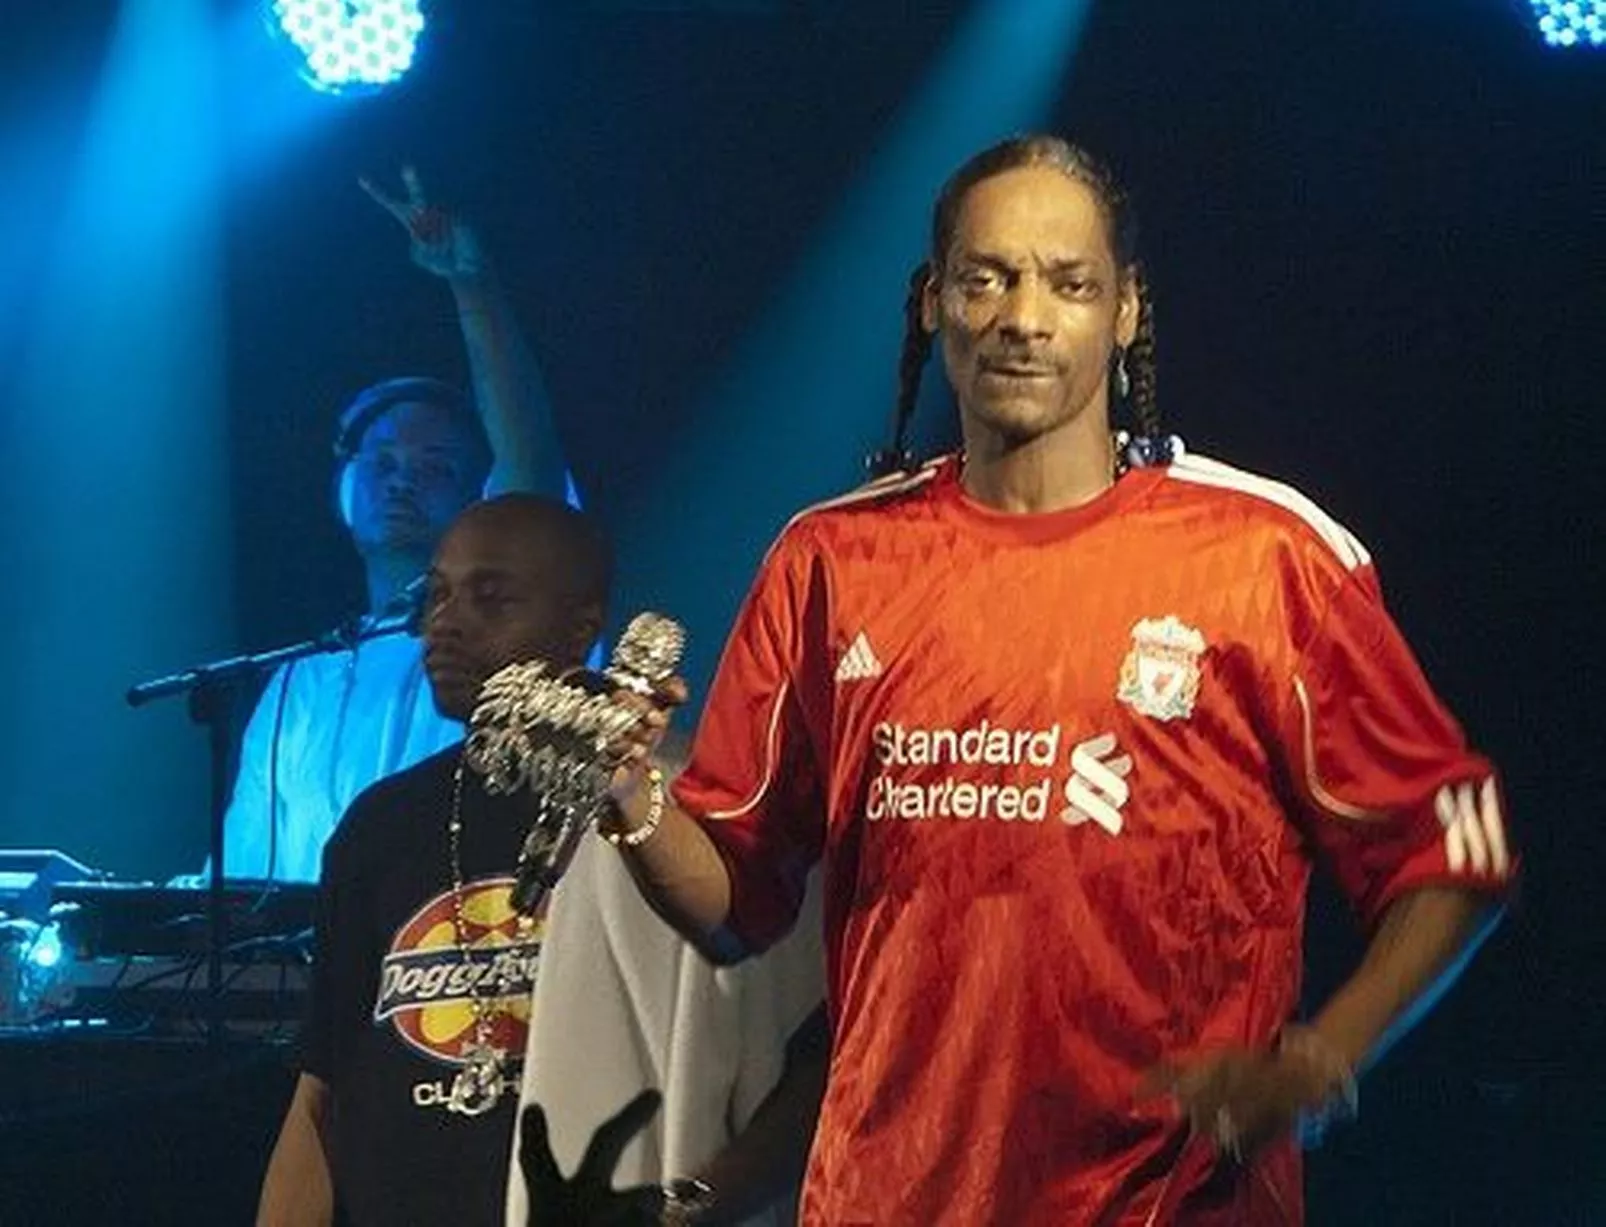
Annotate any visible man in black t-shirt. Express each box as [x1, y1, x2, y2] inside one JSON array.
[[305, 747, 549, 1225], [257, 494, 613, 1225], [256, 496, 828, 1227]]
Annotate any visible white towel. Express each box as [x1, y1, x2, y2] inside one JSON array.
[[504, 830, 824, 1226]]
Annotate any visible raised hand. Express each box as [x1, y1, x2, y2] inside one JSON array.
[[359, 165, 487, 282], [522, 1090, 666, 1227]]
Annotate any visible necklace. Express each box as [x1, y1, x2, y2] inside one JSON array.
[[1111, 429, 1132, 480], [443, 756, 534, 1117], [958, 431, 1130, 504]]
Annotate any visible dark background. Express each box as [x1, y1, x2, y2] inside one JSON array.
[[2, 0, 1603, 1222]]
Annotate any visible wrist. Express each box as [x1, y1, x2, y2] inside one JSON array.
[[1277, 1024, 1359, 1147], [448, 268, 500, 308], [598, 763, 667, 848], [659, 1176, 718, 1226]]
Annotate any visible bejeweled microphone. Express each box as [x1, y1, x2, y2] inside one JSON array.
[[463, 613, 685, 916]]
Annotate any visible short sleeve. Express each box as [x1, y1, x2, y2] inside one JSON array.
[[673, 528, 829, 954], [1278, 569, 1516, 926]]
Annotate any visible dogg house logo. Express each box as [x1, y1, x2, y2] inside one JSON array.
[[373, 877, 544, 1108], [1116, 615, 1206, 722]]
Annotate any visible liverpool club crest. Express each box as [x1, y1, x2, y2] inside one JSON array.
[[1117, 616, 1206, 721]]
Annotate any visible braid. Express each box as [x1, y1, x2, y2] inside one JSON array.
[[1126, 268, 1160, 441], [868, 264, 933, 477]]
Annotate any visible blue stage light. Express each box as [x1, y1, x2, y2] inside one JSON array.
[[0, 920, 70, 1025], [1529, 0, 1606, 48], [29, 922, 62, 969], [268, 0, 426, 93]]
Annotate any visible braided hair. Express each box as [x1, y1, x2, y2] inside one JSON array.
[[870, 135, 1165, 477], [867, 265, 935, 478]]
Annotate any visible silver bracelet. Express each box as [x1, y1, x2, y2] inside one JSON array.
[[598, 765, 666, 849], [659, 1176, 717, 1225]]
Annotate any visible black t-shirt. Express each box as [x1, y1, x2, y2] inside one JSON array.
[[302, 745, 545, 1227]]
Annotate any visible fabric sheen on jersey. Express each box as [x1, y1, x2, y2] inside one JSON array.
[[673, 452, 1513, 1226]]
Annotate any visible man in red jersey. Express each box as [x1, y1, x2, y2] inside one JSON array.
[[595, 136, 1514, 1225]]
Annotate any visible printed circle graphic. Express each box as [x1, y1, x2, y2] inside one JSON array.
[[377, 876, 544, 1067]]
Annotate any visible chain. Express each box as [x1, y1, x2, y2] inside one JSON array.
[[443, 755, 533, 1116]]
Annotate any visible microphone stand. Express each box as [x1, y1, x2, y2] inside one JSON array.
[[125, 611, 416, 1044]]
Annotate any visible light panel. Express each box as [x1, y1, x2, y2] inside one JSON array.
[[269, 0, 426, 93]]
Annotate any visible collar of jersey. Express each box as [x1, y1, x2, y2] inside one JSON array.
[[930, 453, 1166, 543]]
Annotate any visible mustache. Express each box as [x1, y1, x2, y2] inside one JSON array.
[[977, 352, 1061, 375], [424, 648, 482, 676]]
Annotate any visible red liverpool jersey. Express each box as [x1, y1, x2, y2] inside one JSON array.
[[673, 451, 1513, 1226]]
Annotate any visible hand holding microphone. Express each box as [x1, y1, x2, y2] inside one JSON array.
[[462, 614, 687, 916]]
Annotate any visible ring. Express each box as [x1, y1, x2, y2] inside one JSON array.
[[603, 669, 654, 697]]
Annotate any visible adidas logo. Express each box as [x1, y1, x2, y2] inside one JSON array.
[[1435, 777, 1510, 878], [834, 632, 883, 683]]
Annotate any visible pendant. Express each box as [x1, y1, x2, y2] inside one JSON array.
[[446, 1043, 505, 1117]]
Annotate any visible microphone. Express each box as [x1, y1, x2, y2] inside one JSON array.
[[462, 613, 686, 916], [352, 574, 430, 640]]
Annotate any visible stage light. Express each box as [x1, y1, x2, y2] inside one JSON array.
[[0, 920, 71, 1025], [1529, 0, 1606, 47], [28, 923, 62, 970], [9, 0, 232, 881], [268, 0, 426, 93]]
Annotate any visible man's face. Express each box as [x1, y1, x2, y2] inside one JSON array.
[[923, 165, 1138, 447], [421, 516, 584, 723], [346, 402, 481, 557]]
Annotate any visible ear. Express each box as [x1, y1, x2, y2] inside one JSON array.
[[1115, 270, 1141, 349], [919, 266, 941, 336]]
